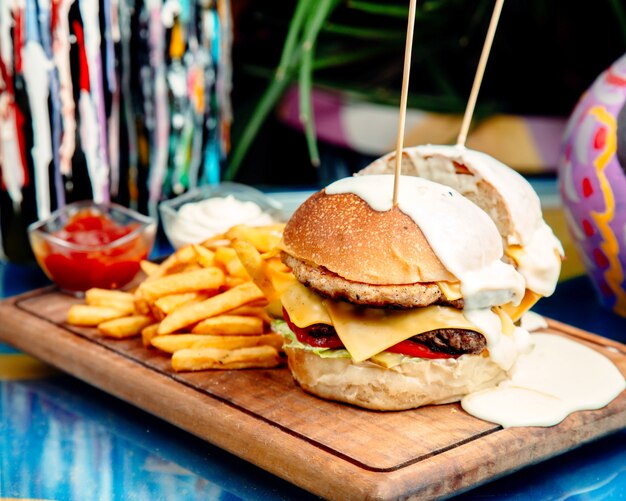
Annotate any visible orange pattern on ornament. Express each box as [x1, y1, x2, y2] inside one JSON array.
[[589, 105, 626, 313]]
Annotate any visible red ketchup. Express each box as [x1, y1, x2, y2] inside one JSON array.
[[41, 210, 148, 292]]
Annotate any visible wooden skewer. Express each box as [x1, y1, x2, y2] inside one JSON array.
[[456, 0, 505, 147], [392, 0, 418, 207]]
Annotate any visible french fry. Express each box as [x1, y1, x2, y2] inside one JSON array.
[[67, 305, 129, 326], [84, 299, 135, 315], [214, 246, 249, 279], [223, 276, 247, 289], [147, 245, 198, 281], [140, 260, 160, 277], [192, 244, 215, 267], [265, 258, 297, 294], [137, 267, 224, 301], [225, 224, 285, 253], [200, 234, 229, 249], [171, 345, 281, 371], [191, 315, 264, 335], [85, 288, 135, 315], [192, 334, 283, 351], [260, 247, 281, 259], [84, 288, 136, 314], [232, 240, 275, 299], [144, 255, 177, 282], [158, 281, 265, 334], [151, 334, 207, 353], [134, 291, 152, 315], [98, 315, 154, 339], [86, 288, 135, 305], [141, 323, 161, 347], [154, 292, 210, 315], [227, 305, 273, 323], [233, 239, 288, 317], [153, 333, 282, 353], [177, 264, 202, 273], [173, 245, 198, 265]]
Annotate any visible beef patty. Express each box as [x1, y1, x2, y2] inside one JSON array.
[[282, 252, 464, 309], [305, 323, 486, 356]]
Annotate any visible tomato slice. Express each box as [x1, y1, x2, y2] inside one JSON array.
[[283, 309, 457, 359], [386, 340, 458, 359], [284, 309, 344, 348]]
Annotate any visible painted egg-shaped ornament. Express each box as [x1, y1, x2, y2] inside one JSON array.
[[558, 53, 626, 316]]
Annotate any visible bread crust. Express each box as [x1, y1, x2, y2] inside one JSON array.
[[285, 347, 506, 411], [279, 191, 456, 285]]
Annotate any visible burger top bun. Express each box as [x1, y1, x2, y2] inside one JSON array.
[[286, 346, 506, 411], [359, 145, 563, 297], [280, 190, 456, 285]]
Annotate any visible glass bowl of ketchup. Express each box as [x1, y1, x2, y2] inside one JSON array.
[[28, 201, 156, 294]]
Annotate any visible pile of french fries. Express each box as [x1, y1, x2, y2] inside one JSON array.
[[66, 224, 295, 372]]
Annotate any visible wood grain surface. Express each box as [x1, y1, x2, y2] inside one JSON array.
[[1, 287, 626, 500]]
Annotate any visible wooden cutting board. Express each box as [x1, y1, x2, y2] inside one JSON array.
[[2, 287, 626, 500]]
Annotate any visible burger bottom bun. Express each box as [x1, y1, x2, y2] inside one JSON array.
[[285, 347, 506, 411]]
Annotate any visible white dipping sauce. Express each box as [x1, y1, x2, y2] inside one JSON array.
[[169, 195, 275, 247], [461, 334, 626, 427]]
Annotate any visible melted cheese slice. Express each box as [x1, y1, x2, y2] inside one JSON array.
[[281, 282, 332, 326], [504, 244, 525, 264], [494, 307, 515, 337], [437, 281, 462, 300], [281, 283, 488, 363], [501, 289, 541, 322], [325, 301, 486, 362]]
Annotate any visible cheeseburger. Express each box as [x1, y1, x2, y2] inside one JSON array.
[[275, 174, 532, 411]]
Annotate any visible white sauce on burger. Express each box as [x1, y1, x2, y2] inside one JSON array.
[[463, 308, 531, 370], [402, 144, 563, 297], [461, 333, 626, 427]]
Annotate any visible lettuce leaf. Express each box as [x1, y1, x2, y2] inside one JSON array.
[[271, 319, 351, 359]]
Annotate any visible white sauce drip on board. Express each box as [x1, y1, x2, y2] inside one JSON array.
[[325, 175, 525, 310], [168, 195, 275, 248], [462, 334, 626, 428]]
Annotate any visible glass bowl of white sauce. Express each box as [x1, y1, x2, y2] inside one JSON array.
[[159, 183, 284, 248]]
